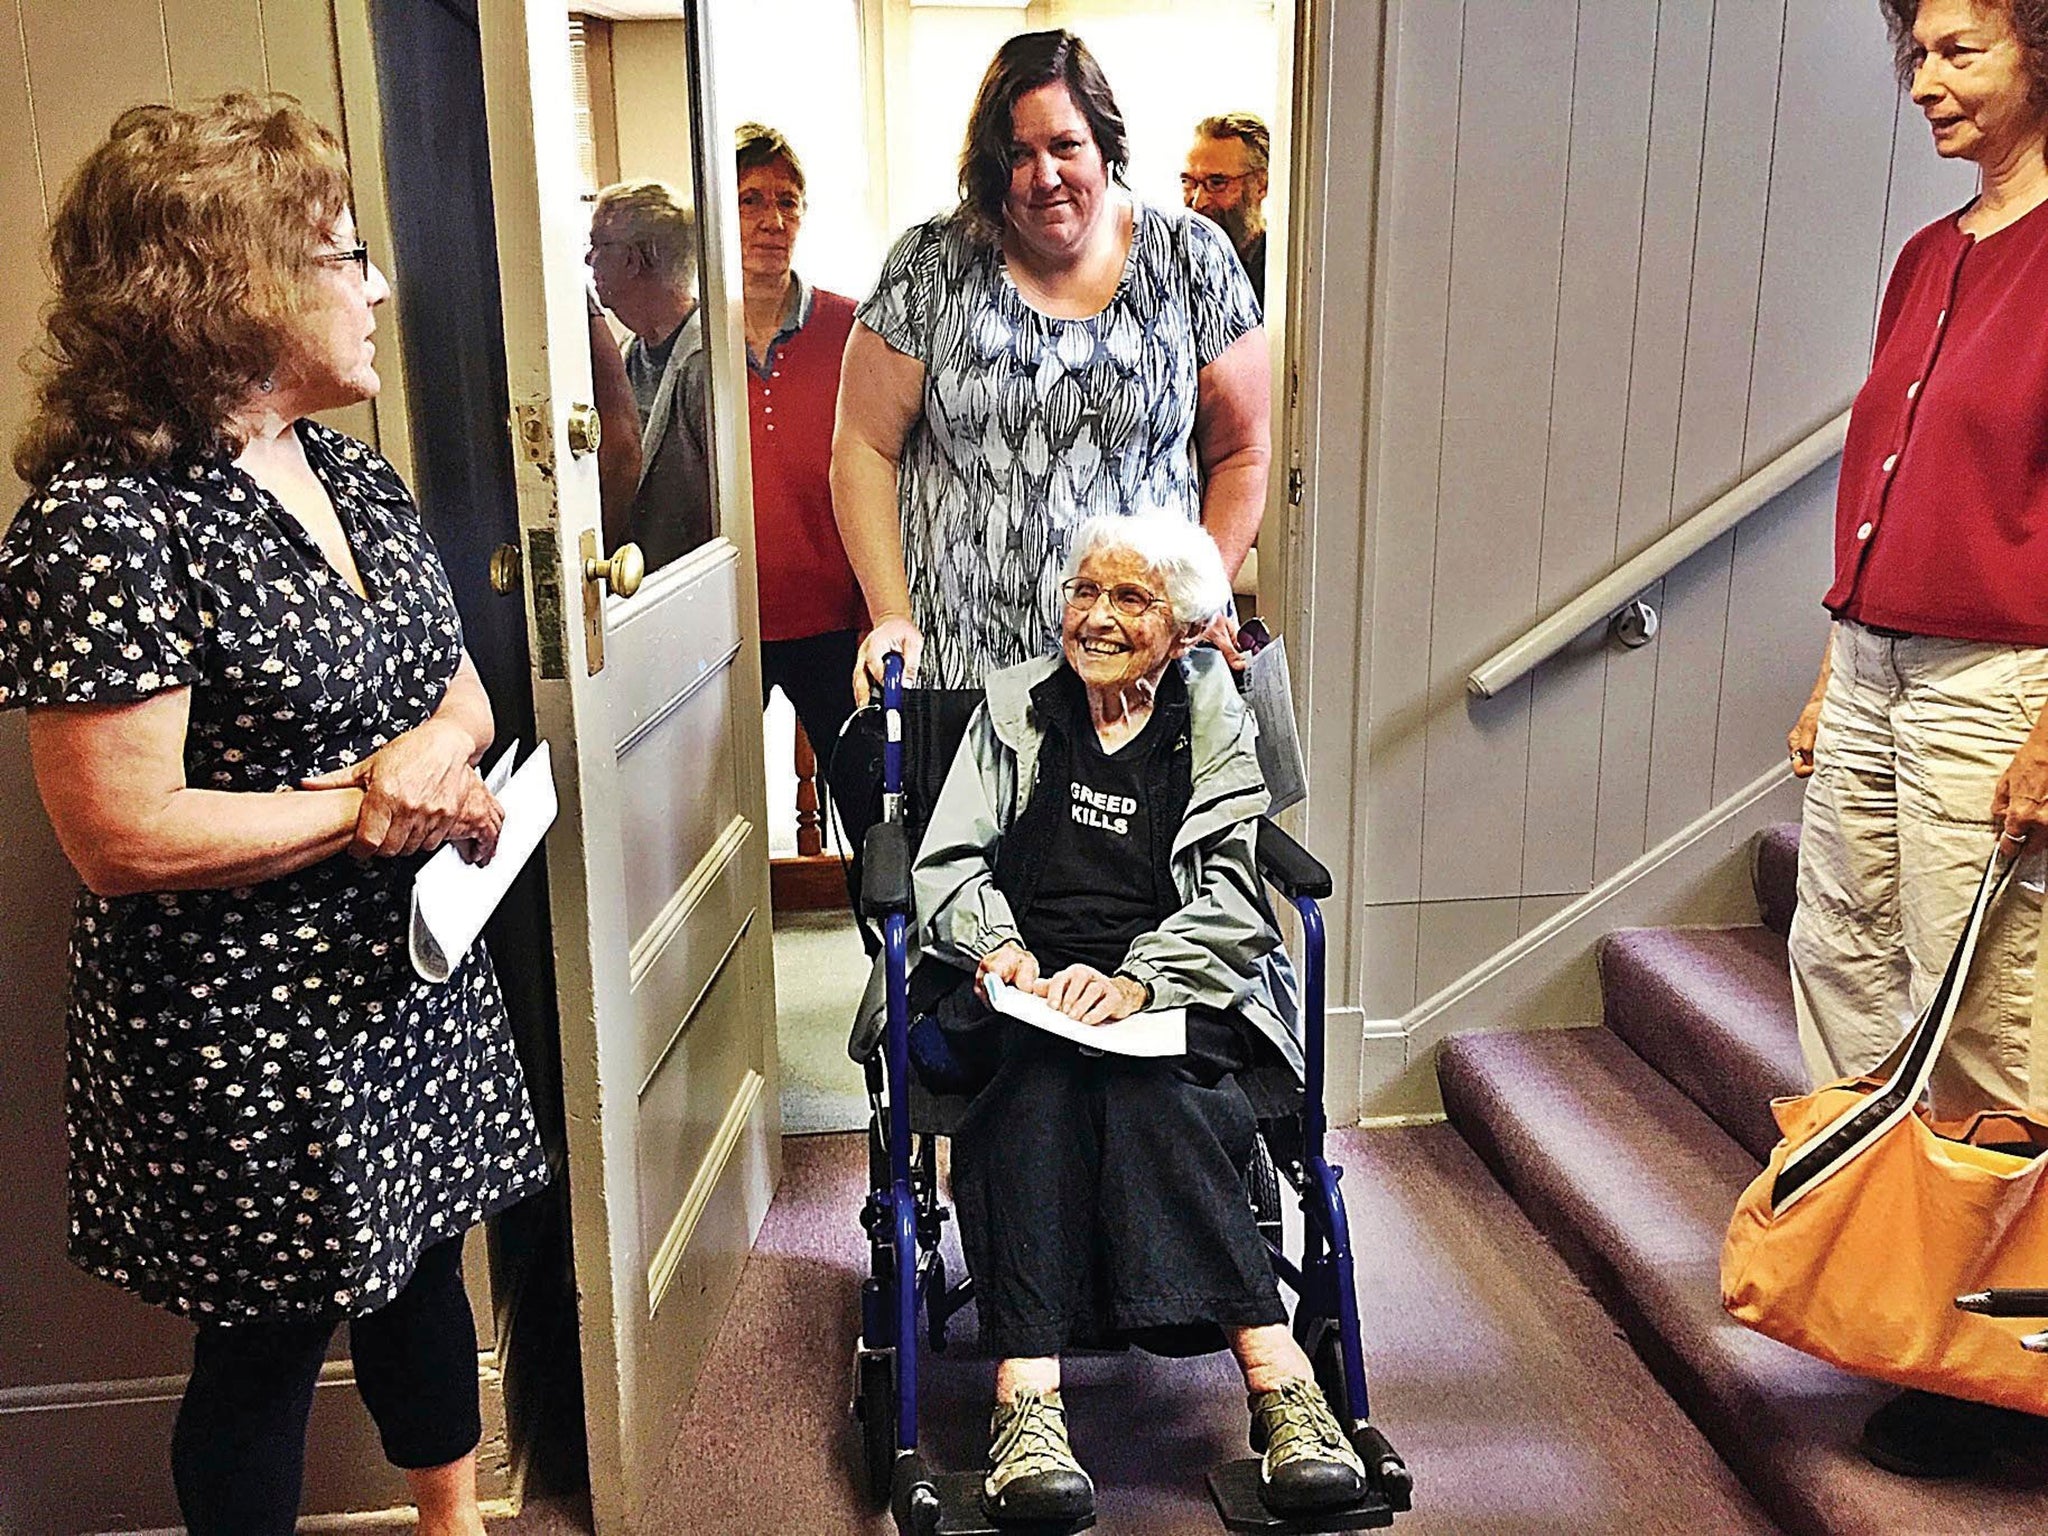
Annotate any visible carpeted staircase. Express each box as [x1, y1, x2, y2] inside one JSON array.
[[1438, 824, 2048, 1535]]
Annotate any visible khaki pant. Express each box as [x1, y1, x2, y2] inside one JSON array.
[[1790, 622, 2048, 1116]]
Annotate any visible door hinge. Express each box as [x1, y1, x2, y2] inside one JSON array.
[[1288, 466, 1304, 507]]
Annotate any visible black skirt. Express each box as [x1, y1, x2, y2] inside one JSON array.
[[945, 1005, 1287, 1358]]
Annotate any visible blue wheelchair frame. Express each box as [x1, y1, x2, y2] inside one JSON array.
[[853, 654, 1410, 1532]]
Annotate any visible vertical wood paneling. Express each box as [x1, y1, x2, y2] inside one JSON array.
[[259, 0, 342, 118], [1642, 540, 1736, 835], [1316, 0, 1938, 1019], [0, 1, 45, 511], [1712, 464, 1835, 802], [1592, 0, 1715, 880], [1672, 1, 1785, 516], [1417, 0, 1575, 902], [1642, 0, 1787, 847], [17, 0, 170, 193], [1522, 0, 1659, 897], [1360, 0, 1462, 907], [1413, 896, 1522, 1004], [162, 0, 267, 104], [1299, 0, 1385, 1002], [1356, 901, 1421, 1020], [1742, 0, 1898, 465]]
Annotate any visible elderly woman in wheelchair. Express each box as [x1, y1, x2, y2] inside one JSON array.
[[895, 512, 1367, 1525]]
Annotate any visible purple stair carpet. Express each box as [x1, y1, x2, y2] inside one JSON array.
[[1440, 822, 2048, 1535]]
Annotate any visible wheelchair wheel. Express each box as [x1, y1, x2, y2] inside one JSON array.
[[1246, 1131, 1284, 1251], [855, 1347, 898, 1508]]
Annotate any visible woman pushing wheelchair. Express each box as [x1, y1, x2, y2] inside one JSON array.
[[875, 512, 1366, 1524]]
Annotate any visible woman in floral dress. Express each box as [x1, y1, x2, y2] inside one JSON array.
[[1, 95, 547, 1534]]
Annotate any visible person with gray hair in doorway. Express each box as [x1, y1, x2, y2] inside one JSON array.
[[588, 178, 713, 572], [1183, 111, 1271, 309]]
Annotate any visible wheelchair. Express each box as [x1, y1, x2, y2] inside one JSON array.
[[837, 653, 1412, 1535]]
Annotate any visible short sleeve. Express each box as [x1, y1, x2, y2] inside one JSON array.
[[855, 220, 945, 365], [0, 477, 204, 709], [1177, 211, 1263, 368]]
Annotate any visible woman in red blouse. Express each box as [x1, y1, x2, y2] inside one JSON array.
[[1787, 0, 2048, 1477]]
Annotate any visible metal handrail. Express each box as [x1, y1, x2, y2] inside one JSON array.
[[1465, 407, 1852, 699]]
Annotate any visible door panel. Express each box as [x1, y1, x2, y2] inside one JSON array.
[[631, 819, 757, 1089], [636, 948, 760, 1267], [617, 675, 744, 940], [476, 4, 779, 1529]]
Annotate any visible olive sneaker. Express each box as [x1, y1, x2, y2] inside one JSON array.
[[982, 1386, 1095, 1524], [1248, 1377, 1368, 1513]]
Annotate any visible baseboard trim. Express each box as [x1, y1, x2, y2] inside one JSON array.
[[1342, 762, 1804, 1122]]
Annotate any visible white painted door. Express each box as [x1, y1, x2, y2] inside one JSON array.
[[475, 4, 780, 1530]]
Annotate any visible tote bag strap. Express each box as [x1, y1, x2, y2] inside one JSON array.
[[1770, 844, 2019, 1214]]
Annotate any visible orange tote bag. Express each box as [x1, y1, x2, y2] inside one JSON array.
[[1721, 848, 2048, 1414]]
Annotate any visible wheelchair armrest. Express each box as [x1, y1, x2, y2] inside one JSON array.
[[861, 821, 913, 919], [1257, 818, 1331, 900]]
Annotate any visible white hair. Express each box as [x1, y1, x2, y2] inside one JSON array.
[[1062, 512, 1233, 630]]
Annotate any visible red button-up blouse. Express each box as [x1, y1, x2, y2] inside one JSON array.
[[1826, 198, 2048, 645]]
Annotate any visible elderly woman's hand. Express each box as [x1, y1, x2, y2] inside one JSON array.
[[1993, 724, 2048, 856], [302, 719, 500, 860], [975, 940, 1040, 1003], [1040, 964, 1149, 1026]]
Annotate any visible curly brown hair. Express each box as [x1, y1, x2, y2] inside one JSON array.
[[1877, 0, 2048, 107], [956, 30, 1128, 246], [13, 92, 352, 487]]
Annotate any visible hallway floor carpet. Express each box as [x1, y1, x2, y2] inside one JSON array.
[[577, 1123, 1776, 1535]]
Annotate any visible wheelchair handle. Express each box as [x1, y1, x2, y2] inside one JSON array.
[[881, 651, 905, 809]]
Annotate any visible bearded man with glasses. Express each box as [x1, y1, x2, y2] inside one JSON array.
[[1183, 111, 1271, 309]]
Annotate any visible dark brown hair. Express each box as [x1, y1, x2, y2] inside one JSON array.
[[956, 30, 1128, 245], [14, 92, 352, 486], [1877, 0, 2048, 107], [735, 121, 806, 196]]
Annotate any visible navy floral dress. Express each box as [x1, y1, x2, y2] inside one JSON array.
[[855, 199, 1261, 687], [0, 421, 549, 1323]]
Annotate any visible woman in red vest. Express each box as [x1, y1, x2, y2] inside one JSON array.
[[736, 123, 865, 766]]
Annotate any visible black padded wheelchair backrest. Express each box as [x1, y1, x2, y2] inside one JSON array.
[[827, 686, 986, 900]]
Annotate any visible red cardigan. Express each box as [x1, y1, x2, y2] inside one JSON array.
[[750, 287, 864, 642], [1826, 199, 2048, 644]]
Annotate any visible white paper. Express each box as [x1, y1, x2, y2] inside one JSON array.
[[410, 741, 558, 983], [1245, 635, 1307, 816], [983, 974, 1187, 1058]]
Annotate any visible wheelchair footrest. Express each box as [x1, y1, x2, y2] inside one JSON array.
[[1206, 1460, 1394, 1533], [894, 1469, 1096, 1536]]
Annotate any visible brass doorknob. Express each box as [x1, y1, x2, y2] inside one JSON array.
[[488, 542, 523, 594], [566, 402, 602, 458], [584, 541, 644, 599]]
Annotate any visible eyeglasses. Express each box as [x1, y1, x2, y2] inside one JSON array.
[[738, 190, 803, 218], [1063, 578, 1166, 618], [1179, 172, 1253, 196], [316, 243, 371, 281]]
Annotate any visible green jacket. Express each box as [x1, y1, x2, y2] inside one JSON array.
[[850, 649, 1302, 1080]]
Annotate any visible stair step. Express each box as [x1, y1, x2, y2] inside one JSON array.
[[1438, 1026, 2048, 1536], [1753, 823, 1800, 938], [1598, 925, 1806, 1163]]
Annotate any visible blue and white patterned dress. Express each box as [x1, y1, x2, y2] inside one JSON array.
[[856, 199, 1261, 688], [0, 421, 549, 1323]]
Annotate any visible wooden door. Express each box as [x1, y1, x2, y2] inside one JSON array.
[[475, 4, 782, 1530]]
